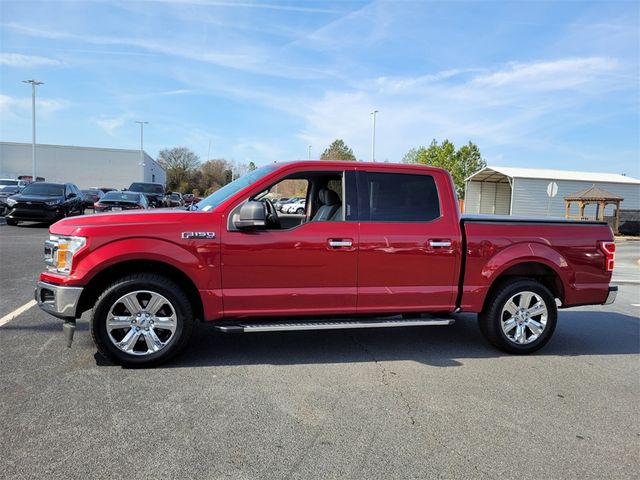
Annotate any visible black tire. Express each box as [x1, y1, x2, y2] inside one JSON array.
[[296, 208, 304, 214], [91, 273, 194, 367], [6, 218, 18, 226], [479, 279, 557, 354]]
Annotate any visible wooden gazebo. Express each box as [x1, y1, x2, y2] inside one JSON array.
[[564, 185, 624, 233]]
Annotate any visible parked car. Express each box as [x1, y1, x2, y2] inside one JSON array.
[[5, 182, 83, 225], [165, 192, 184, 208], [0, 178, 28, 189], [182, 194, 202, 206], [282, 199, 306, 214], [80, 189, 104, 209], [34, 161, 616, 367], [94, 191, 149, 212], [0, 185, 21, 216], [127, 182, 166, 207], [274, 197, 291, 211]]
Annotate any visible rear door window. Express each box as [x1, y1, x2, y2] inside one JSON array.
[[359, 172, 440, 222]]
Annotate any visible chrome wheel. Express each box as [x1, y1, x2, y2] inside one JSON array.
[[106, 290, 177, 356], [500, 291, 548, 345]]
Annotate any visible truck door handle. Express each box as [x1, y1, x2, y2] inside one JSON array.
[[328, 239, 353, 248], [429, 240, 452, 248]]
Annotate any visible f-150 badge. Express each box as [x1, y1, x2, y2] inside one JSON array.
[[181, 232, 216, 239]]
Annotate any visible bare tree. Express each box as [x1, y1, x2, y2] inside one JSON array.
[[157, 147, 200, 191]]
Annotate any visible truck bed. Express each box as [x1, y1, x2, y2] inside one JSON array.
[[459, 215, 614, 311]]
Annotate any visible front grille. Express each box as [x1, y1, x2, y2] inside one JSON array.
[[16, 202, 45, 209]]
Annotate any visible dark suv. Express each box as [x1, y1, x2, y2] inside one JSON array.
[[5, 182, 84, 225], [127, 182, 166, 207]]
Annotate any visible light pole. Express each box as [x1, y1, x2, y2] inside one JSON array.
[[308, 145, 312, 160], [370, 110, 379, 162], [22, 80, 44, 181], [135, 121, 148, 181]]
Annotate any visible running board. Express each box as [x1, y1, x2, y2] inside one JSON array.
[[214, 317, 454, 333]]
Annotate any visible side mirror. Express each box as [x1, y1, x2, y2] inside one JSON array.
[[67, 192, 77, 199], [234, 201, 266, 230]]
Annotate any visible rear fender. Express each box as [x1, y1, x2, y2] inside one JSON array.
[[463, 242, 572, 310], [483, 242, 572, 286]]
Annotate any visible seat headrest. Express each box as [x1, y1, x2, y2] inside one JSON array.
[[319, 188, 340, 206]]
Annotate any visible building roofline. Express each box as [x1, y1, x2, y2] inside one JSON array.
[[0, 141, 153, 157]]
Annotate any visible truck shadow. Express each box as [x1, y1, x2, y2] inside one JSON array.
[[156, 311, 639, 369]]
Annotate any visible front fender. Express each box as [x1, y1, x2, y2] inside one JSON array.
[[83, 237, 212, 288], [41, 237, 216, 292]]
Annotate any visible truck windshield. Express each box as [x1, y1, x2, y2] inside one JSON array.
[[194, 164, 279, 212]]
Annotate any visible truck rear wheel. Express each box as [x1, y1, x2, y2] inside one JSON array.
[[91, 273, 194, 367], [479, 279, 557, 354]]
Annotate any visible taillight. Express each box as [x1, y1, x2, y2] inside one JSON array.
[[599, 241, 615, 272]]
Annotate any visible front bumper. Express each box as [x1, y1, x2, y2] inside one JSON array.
[[34, 281, 84, 320], [8, 207, 62, 222], [603, 286, 617, 305]]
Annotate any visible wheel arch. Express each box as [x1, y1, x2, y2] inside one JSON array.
[[77, 259, 204, 322], [482, 261, 564, 313]]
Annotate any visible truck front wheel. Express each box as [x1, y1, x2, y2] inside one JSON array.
[[479, 279, 557, 354], [91, 273, 194, 367]]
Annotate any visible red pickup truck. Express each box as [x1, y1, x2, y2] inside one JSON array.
[[35, 161, 617, 366]]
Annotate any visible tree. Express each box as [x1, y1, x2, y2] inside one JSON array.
[[157, 147, 200, 191], [401, 147, 422, 165], [320, 139, 356, 161], [248, 161, 257, 172], [455, 142, 486, 191], [198, 159, 232, 194], [402, 139, 486, 198]]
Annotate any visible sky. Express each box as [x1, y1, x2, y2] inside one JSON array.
[[0, 0, 638, 177]]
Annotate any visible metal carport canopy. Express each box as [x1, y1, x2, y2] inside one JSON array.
[[466, 166, 640, 185]]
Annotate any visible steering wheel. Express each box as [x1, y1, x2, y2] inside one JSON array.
[[263, 199, 281, 229]]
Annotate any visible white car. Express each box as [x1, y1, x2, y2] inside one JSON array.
[[282, 199, 306, 214]]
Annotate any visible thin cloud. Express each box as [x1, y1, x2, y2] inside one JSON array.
[[2, 22, 332, 80], [95, 113, 136, 136], [472, 57, 620, 90], [296, 56, 632, 161], [0, 53, 64, 67], [137, 0, 343, 14], [0, 94, 69, 117]]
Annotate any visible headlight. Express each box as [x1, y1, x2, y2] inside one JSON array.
[[6, 198, 17, 207], [44, 235, 86, 274], [45, 199, 62, 206]]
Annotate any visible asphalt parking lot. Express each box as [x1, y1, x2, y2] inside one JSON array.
[[1, 221, 638, 480]]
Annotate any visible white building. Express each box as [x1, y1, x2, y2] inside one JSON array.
[[464, 166, 640, 219], [0, 142, 165, 189]]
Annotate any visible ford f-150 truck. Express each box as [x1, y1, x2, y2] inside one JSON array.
[[34, 161, 617, 366]]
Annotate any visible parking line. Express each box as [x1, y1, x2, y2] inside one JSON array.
[[0, 300, 37, 327]]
